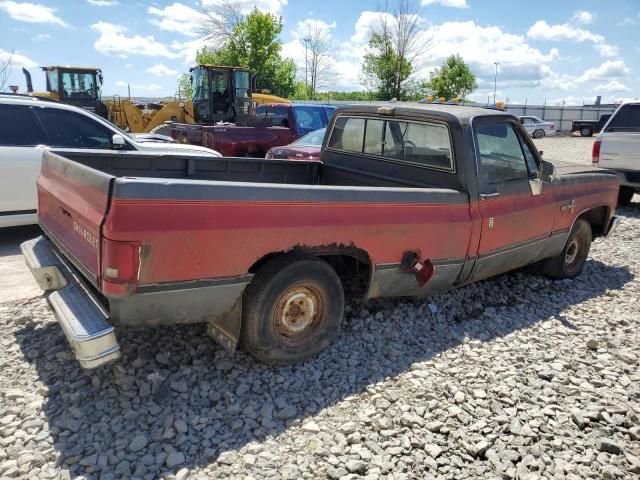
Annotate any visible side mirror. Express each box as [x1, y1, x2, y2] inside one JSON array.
[[112, 134, 126, 149], [539, 159, 555, 183], [538, 150, 544, 157]]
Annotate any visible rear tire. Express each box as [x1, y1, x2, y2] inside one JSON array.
[[241, 254, 344, 365], [538, 219, 592, 279], [533, 129, 545, 139], [618, 187, 634, 207], [580, 127, 593, 137]]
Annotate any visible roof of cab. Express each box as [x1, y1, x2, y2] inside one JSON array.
[[335, 103, 512, 122]]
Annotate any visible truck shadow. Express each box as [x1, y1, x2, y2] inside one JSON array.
[[13, 258, 633, 479]]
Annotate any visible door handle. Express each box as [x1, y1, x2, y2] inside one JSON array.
[[480, 192, 500, 199]]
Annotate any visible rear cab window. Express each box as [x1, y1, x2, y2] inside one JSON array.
[[327, 115, 454, 171], [255, 105, 290, 127], [606, 104, 640, 132]]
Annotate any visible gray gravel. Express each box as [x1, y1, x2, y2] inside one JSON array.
[[1, 141, 639, 479]]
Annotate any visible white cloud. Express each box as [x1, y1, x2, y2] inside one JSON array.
[[0, 47, 37, 69], [146, 63, 178, 77], [148, 3, 208, 37], [32, 33, 50, 41], [0, 1, 68, 26], [171, 36, 213, 64], [572, 11, 594, 25], [92, 22, 180, 58], [421, 0, 468, 7], [86, 0, 119, 6], [115, 80, 163, 92], [527, 19, 620, 58], [577, 60, 631, 83], [594, 80, 631, 93], [282, 18, 336, 66], [619, 13, 640, 26], [527, 20, 603, 43], [201, 0, 287, 14], [593, 43, 619, 58]]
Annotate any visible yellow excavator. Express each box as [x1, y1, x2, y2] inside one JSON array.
[[23, 66, 107, 115], [22, 65, 290, 135]]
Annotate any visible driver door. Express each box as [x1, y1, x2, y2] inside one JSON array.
[[470, 119, 556, 281]]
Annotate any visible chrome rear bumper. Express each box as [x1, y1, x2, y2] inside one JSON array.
[[21, 236, 120, 369]]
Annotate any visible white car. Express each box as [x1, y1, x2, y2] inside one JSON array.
[[592, 101, 640, 206], [519, 116, 557, 139], [0, 94, 221, 228]]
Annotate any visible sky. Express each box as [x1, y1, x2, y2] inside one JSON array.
[[0, 0, 639, 105]]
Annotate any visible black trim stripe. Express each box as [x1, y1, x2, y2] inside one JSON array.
[[0, 209, 37, 216], [135, 275, 253, 294]]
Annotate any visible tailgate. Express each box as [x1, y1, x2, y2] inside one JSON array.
[[37, 151, 113, 287]]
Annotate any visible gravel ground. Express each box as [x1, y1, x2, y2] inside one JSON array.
[[532, 135, 594, 166], [1, 140, 639, 479]]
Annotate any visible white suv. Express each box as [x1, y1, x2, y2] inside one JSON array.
[[592, 101, 640, 206], [0, 94, 221, 228]]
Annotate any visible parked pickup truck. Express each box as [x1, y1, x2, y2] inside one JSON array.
[[572, 114, 612, 137], [22, 104, 620, 369], [592, 101, 640, 206], [169, 103, 336, 157]]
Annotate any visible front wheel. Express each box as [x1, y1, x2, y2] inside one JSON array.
[[533, 129, 545, 139], [618, 187, 634, 207], [538, 219, 592, 279], [241, 254, 344, 365], [580, 127, 593, 137]]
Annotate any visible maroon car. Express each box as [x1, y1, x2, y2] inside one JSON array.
[[265, 128, 325, 161]]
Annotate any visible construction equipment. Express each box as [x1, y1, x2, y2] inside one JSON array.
[[23, 66, 105, 115], [103, 65, 291, 135], [22, 64, 291, 135]]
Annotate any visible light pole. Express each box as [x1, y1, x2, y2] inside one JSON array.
[[493, 62, 499, 104]]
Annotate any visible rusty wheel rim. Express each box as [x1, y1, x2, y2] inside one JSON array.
[[274, 285, 323, 338], [565, 239, 579, 266]]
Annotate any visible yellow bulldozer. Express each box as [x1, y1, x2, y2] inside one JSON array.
[[22, 65, 290, 135]]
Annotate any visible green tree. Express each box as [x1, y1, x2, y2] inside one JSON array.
[[423, 55, 478, 100], [362, 32, 412, 100], [360, 0, 422, 100], [195, 7, 296, 98], [177, 72, 192, 99]]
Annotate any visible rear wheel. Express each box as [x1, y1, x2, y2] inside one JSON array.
[[533, 129, 545, 139], [580, 127, 593, 137], [538, 219, 592, 279], [618, 187, 635, 207], [241, 254, 344, 365]]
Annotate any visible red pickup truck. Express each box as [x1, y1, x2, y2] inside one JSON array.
[[168, 103, 336, 157], [22, 104, 619, 369]]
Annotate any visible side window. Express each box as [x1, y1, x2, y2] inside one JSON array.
[[476, 122, 530, 185], [0, 105, 45, 146], [606, 104, 640, 132], [328, 116, 365, 153], [363, 119, 384, 155], [383, 120, 453, 169], [35, 108, 113, 149]]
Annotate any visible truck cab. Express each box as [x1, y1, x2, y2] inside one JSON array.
[[592, 101, 640, 205], [191, 65, 252, 124], [23, 66, 104, 115]]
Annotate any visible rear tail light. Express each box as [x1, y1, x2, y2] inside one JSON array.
[[592, 140, 601, 164], [101, 238, 140, 283], [550, 124, 555, 129]]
